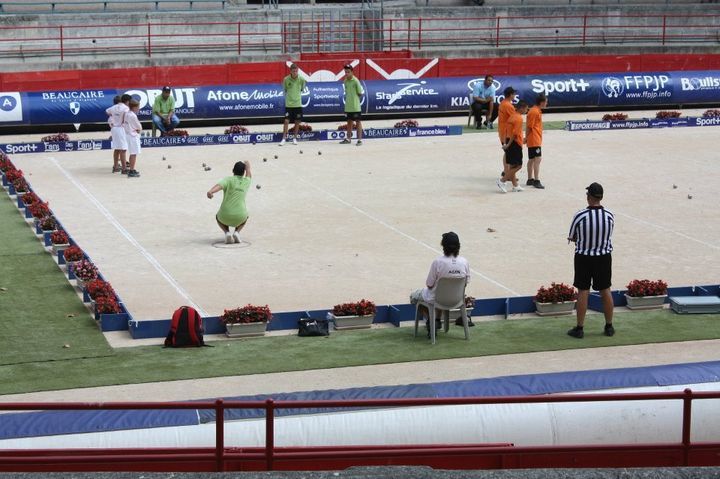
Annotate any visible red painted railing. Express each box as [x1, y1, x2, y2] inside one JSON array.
[[0, 13, 718, 60], [1, 388, 720, 472]]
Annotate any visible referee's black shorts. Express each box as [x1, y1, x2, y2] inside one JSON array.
[[573, 253, 612, 291]]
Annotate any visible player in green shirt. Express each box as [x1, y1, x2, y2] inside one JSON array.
[[280, 64, 307, 146], [152, 86, 180, 135], [340, 64, 365, 146], [207, 160, 252, 244]]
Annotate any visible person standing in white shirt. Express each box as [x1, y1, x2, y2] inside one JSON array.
[[410, 232, 472, 335], [124, 99, 143, 178], [106, 94, 131, 174]]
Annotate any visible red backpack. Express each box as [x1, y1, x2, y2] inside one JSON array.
[[164, 306, 205, 347]]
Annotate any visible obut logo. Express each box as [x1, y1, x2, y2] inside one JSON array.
[[125, 88, 196, 110]]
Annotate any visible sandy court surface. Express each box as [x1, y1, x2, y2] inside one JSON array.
[[6, 111, 720, 322]]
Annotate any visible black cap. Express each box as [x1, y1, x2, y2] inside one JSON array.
[[162, 86, 171, 92], [343, 64, 353, 70], [441, 231, 460, 247], [586, 182, 604, 199], [503, 86, 516, 96]]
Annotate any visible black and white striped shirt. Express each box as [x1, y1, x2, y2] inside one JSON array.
[[568, 206, 615, 256]]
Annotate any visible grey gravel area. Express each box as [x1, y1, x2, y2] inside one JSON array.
[[2, 468, 720, 479]]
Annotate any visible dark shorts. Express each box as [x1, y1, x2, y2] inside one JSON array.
[[574, 253, 612, 291], [285, 107, 303, 123], [506, 141, 523, 166], [528, 146, 542, 159], [346, 111, 362, 121]]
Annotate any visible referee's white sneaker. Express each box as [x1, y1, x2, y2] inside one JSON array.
[[292, 138, 298, 145], [512, 185, 524, 192], [496, 178, 507, 193], [279, 138, 286, 146]]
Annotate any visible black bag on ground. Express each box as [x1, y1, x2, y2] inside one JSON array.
[[298, 318, 330, 337], [165, 306, 205, 347]]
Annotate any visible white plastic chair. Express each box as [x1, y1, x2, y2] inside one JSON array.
[[414, 276, 470, 345]]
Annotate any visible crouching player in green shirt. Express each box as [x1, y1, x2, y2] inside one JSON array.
[[340, 64, 365, 146], [207, 160, 252, 244]]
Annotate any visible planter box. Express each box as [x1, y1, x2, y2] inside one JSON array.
[[225, 321, 267, 338], [52, 243, 70, 254], [535, 300, 577, 316], [625, 294, 667, 310], [330, 313, 375, 330]]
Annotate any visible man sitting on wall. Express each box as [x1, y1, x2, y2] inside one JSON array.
[[152, 86, 180, 136], [471, 74, 498, 129]]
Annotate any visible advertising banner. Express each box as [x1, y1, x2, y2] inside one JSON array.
[[1, 71, 719, 127], [565, 116, 719, 132]]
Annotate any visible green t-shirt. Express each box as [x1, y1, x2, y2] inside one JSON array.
[[216, 175, 251, 226], [344, 76, 364, 113], [283, 75, 307, 108], [152, 95, 175, 116]]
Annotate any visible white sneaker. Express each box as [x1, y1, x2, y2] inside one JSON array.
[[232, 232, 241, 244], [225, 232, 233, 244], [512, 185, 524, 192], [496, 177, 507, 193], [292, 138, 298, 145], [279, 139, 285, 146]]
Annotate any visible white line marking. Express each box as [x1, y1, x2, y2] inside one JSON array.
[[269, 162, 520, 296], [554, 190, 719, 251], [49, 157, 208, 316]]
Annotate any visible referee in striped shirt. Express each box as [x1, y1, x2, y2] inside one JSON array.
[[567, 182, 615, 338]]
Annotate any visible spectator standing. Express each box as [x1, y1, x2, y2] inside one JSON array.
[[340, 64, 365, 146], [124, 99, 143, 178], [471, 75, 498, 129], [280, 64, 307, 146], [525, 94, 548, 189], [567, 182, 616, 339], [152, 86, 180, 136]]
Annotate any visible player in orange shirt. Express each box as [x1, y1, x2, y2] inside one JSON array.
[[498, 100, 528, 193], [525, 94, 548, 189], [495, 86, 517, 191]]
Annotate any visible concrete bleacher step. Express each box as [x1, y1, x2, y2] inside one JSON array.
[[670, 296, 720, 314]]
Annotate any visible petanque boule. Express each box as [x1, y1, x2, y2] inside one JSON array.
[[256, 184, 262, 189], [274, 155, 278, 159], [167, 165, 172, 169]]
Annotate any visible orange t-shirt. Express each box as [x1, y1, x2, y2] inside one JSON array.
[[498, 99, 515, 141], [526, 105, 543, 147], [507, 112, 524, 146]]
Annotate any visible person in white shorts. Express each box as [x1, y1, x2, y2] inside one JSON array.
[[124, 99, 142, 178], [106, 94, 131, 173], [409, 232, 472, 337]]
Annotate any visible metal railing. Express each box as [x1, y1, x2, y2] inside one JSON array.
[[0, 0, 229, 14], [0, 13, 718, 61], [1, 388, 719, 472]]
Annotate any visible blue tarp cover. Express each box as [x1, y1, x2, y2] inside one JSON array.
[[2, 361, 719, 440]]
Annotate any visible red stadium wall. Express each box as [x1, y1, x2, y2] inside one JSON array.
[[2, 53, 720, 91]]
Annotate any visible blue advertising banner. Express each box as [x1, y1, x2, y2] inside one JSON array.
[[565, 116, 720, 132], [1, 71, 719, 127], [0, 125, 463, 155]]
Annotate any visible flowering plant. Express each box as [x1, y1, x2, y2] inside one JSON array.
[[332, 299, 376, 317], [534, 283, 578, 303], [0, 154, 13, 172], [86, 279, 115, 300], [224, 125, 249, 134], [337, 123, 358, 130], [602, 113, 628, 121], [221, 304, 272, 324], [21, 191, 39, 206], [72, 259, 98, 282], [297, 123, 312, 132], [394, 119, 419, 128], [95, 295, 121, 314], [38, 215, 57, 231], [656, 110, 681, 119], [41, 133, 70, 142], [50, 230, 69, 245], [464, 295, 476, 309], [12, 177, 28, 193], [63, 245, 84, 262], [28, 200, 50, 219], [702, 109, 720, 118], [626, 279, 668, 297], [164, 129, 189, 137], [4, 168, 23, 183]]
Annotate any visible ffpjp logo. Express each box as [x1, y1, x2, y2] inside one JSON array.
[[601, 77, 624, 98], [0, 92, 23, 122]]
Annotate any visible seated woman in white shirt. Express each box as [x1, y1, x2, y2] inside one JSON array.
[[410, 232, 472, 334]]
